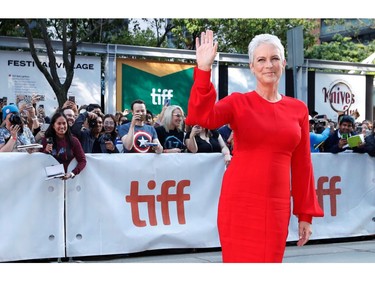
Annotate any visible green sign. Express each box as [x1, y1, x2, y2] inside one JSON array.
[[121, 60, 194, 117]]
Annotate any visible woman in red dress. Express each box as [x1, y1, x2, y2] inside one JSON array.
[[186, 30, 324, 262]]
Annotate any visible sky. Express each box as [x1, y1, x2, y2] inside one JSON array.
[[2, 0, 372, 19]]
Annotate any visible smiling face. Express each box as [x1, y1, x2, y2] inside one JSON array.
[[250, 43, 286, 86], [53, 116, 68, 138], [171, 108, 184, 129], [63, 108, 76, 127], [103, 116, 115, 133]]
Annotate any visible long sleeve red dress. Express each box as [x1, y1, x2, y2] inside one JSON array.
[[185, 68, 324, 263]]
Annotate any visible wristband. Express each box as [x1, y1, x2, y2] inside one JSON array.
[[12, 136, 17, 141]]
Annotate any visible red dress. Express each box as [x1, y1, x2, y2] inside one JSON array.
[[186, 68, 324, 263]]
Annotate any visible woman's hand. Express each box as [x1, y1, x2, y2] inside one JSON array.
[[62, 172, 74, 180], [105, 141, 115, 151], [45, 143, 53, 154], [191, 125, 202, 136], [297, 221, 313, 246], [196, 30, 218, 71], [224, 153, 231, 166]]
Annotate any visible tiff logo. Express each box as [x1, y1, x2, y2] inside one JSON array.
[[150, 88, 174, 105], [316, 176, 342, 216], [125, 180, 191, 227]]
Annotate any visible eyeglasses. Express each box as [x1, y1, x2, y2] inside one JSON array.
[[104, 121, 115, 126], [172, 114, 184, 118]]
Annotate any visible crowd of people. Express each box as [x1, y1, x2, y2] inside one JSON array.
[[1, 94, 374, 170], [309, 112, 375, 156], [0, 95, 234, 175]]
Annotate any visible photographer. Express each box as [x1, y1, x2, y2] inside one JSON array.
[[71, 110, 117, 153], [309, 115, 332, 153], [0, 104, 37, 153]]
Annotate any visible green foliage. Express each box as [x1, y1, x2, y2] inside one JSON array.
[[305, 34, 375, 63], [169, 18, 320, 54]]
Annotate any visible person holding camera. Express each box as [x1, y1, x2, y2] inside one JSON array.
[[185, 124, 231, 166], [185, 30, 323, 262], [0, 104, 37, 153], [42, 111, 86, 179], [118, 99, 163, 154], [71, 109, 116, 153], [309, 115, 332, 153]]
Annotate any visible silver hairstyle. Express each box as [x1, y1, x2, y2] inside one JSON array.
[[161, 105, 185, 133], [248, 34, 285, 65]]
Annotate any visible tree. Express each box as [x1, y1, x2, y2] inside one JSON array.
[[22, 19, 78, 108], [305, 33, 375, 63], [169, 18, 320, 54], [20, 19, 128, 108]]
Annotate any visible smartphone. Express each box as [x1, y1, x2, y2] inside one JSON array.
[[341, 133, 348, 139], [46, 137, 53, 144], [35, 94, 45, 101], [315, 114, 326, 119], [24, 95, 33, 109], [146, 142, 158, 147], [2, 97, 7, 105], [68, 96, 76, 103], [163, 98, 170, 106], [38, 104, 44, 109], [140, 114, 147, 121]]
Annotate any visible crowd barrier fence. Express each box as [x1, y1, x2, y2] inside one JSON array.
[[1, 152, 374, 262]]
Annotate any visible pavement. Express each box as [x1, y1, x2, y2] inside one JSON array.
[[73, 236, 375, 263], [8, 237, 374, 281]]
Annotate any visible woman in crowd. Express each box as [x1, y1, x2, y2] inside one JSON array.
[[185, 124, 231, 165], [102, 113, 120, 153], [185, 30, 323, 262], [156, 105, 186, 153], [42, 111, 86, 179]]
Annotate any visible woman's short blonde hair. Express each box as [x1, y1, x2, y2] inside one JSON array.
[[162, 105, 185, 133]]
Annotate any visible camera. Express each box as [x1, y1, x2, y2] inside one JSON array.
[[140, 114, 147, 122], [103, 133, 112, 141], [88, 118, 98, 128], [10, 113, 22, 126], [317, 119, 327, 126], [46, 137, 53, 144]]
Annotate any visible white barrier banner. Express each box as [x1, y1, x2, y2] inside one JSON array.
[[65, 153, 225, 257], [1, 152, 375, 261], [0, 153, 65, 262], [287, 153, 375, 241]]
